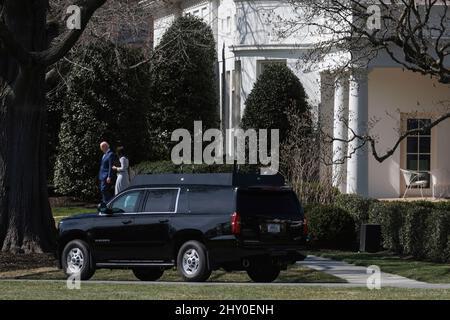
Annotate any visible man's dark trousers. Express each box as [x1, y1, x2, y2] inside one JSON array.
[[99, 149, 115, 204], [100, 179, 113, 204]]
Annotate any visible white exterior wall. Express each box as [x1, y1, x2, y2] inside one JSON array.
[[368, 68, 450, 198]]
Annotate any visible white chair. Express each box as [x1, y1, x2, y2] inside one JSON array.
[[400, 169, 429, 199], [431, 169, 450, 199]]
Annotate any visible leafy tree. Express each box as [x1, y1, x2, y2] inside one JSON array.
[[241, 64, 309, 143], [54, 41, 150, 200], [149, 15, 219, 158]]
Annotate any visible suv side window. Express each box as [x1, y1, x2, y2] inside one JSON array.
[[109, 190, 142, 213], [187, 187, 234, 214], [143, 189, 179, 213]]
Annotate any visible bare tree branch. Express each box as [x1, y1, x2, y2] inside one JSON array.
[[34, 0, 108, 66]]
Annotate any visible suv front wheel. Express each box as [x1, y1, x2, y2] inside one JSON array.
[[61, 239, 95, 281], [177, 241, 211, 282]]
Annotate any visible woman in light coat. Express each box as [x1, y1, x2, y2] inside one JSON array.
[[112, 146, 130, 195]]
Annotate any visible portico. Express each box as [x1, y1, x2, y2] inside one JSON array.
[[325, 66, 450, 199], [331, 70, 369, 197]]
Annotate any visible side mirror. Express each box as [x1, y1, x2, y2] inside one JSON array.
[[97, 202, 111, 215]]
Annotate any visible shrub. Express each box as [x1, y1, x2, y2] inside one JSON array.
[[306, 205, 356, 249], [433, 201, 450, 211], [334, 193, 375, 237], [291, 181, 339, 206], [149, 15, 219, 159], [424, 210, 450, 262], [241, 64, 309, 143], [400, 205, 431, 259], [133, 160, 257, 175], [54, 41, 151, 200], [369, 201, 405, 253]]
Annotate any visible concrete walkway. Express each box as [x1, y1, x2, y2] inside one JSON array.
[[298, 255, 450, 289]]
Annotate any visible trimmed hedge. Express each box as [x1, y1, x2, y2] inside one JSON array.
[[400, 205, 429, 259], [309, 196, 450, 262], [334, 193, 375, 237], [369, 201, 450, 262], [133, 160, 258, 175], [306, 205, 356, 249], [369, 201, 405, 253], [424, 210, 450, 262]]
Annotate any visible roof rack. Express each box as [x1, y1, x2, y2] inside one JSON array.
[[130, 173, 286, 187]]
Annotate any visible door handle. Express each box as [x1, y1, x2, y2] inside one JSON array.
[[121, 219, 133, 225], [159, 219, 169, 224]]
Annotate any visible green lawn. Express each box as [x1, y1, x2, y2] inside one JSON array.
[[52, 207, 95, 217], [310, 250, 450, 284], [52, 206, 94, 224], [9, 265, 344, 283], [0, 281, 449, 300]]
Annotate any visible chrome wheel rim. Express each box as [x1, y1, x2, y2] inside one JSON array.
[[66, 248, 84, 274], [182, 249, 200, 275]]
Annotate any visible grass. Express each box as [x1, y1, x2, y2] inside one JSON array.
[[0, 281, 449, 300], [5, 265, 344, 283], [52, 207, 94, 217], [310, 250, 450, 284], [52, 206, 94, 224]]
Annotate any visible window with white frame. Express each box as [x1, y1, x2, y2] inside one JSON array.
[[405, 118, 432, 188]]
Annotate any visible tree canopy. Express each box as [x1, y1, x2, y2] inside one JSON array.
[[148, 14, 219, 158], [53, 41, 151, 200], [241, 63, 309, 143]]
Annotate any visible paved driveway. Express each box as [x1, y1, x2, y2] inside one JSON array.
[[297, 255, 450, 289]]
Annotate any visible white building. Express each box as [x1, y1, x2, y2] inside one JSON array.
[[141, 0, 450, 199]]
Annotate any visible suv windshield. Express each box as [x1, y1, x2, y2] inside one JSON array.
[[237, 190, 301, 217]]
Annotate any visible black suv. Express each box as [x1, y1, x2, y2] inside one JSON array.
[[57, 173, 307, 283]]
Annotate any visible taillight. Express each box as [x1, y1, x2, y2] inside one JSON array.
[[303, 218, 308, 236], [231, 212, 241, 235]]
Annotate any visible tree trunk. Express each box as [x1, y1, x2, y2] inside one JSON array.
[[0, 67, 56, 253], [0, 0, 56, 253]]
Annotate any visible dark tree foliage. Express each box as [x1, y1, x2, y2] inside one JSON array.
[[148, 15, 219, 159], [241, 64, 309, 143], [53, 41, 151, 200]]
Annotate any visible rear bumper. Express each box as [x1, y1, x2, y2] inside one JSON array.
[[237, 242, 306, 260], [208, 239, 308, 267]]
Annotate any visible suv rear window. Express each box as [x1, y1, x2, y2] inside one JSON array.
[[187, 187, 235, 214], [143, 189, 179, 213], [237, 190, 301, 216]]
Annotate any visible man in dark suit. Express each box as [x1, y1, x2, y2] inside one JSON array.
[[99, 141, 115, 204]]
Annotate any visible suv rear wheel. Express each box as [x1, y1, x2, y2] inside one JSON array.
[[177, 241, 211, 282], [132, 268, 164, 281], [247, 262, 280, 283], [61, 239, 95, 281]]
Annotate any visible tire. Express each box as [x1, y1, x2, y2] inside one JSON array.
[[61, 239, 95, 281], [132, 268, 164, 281], [177, 240, 211, 282], [247, 262, 280, 283]]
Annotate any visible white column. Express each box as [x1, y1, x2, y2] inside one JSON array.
[[332, 75, 348, 192], [346, 70, 369, 197]]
